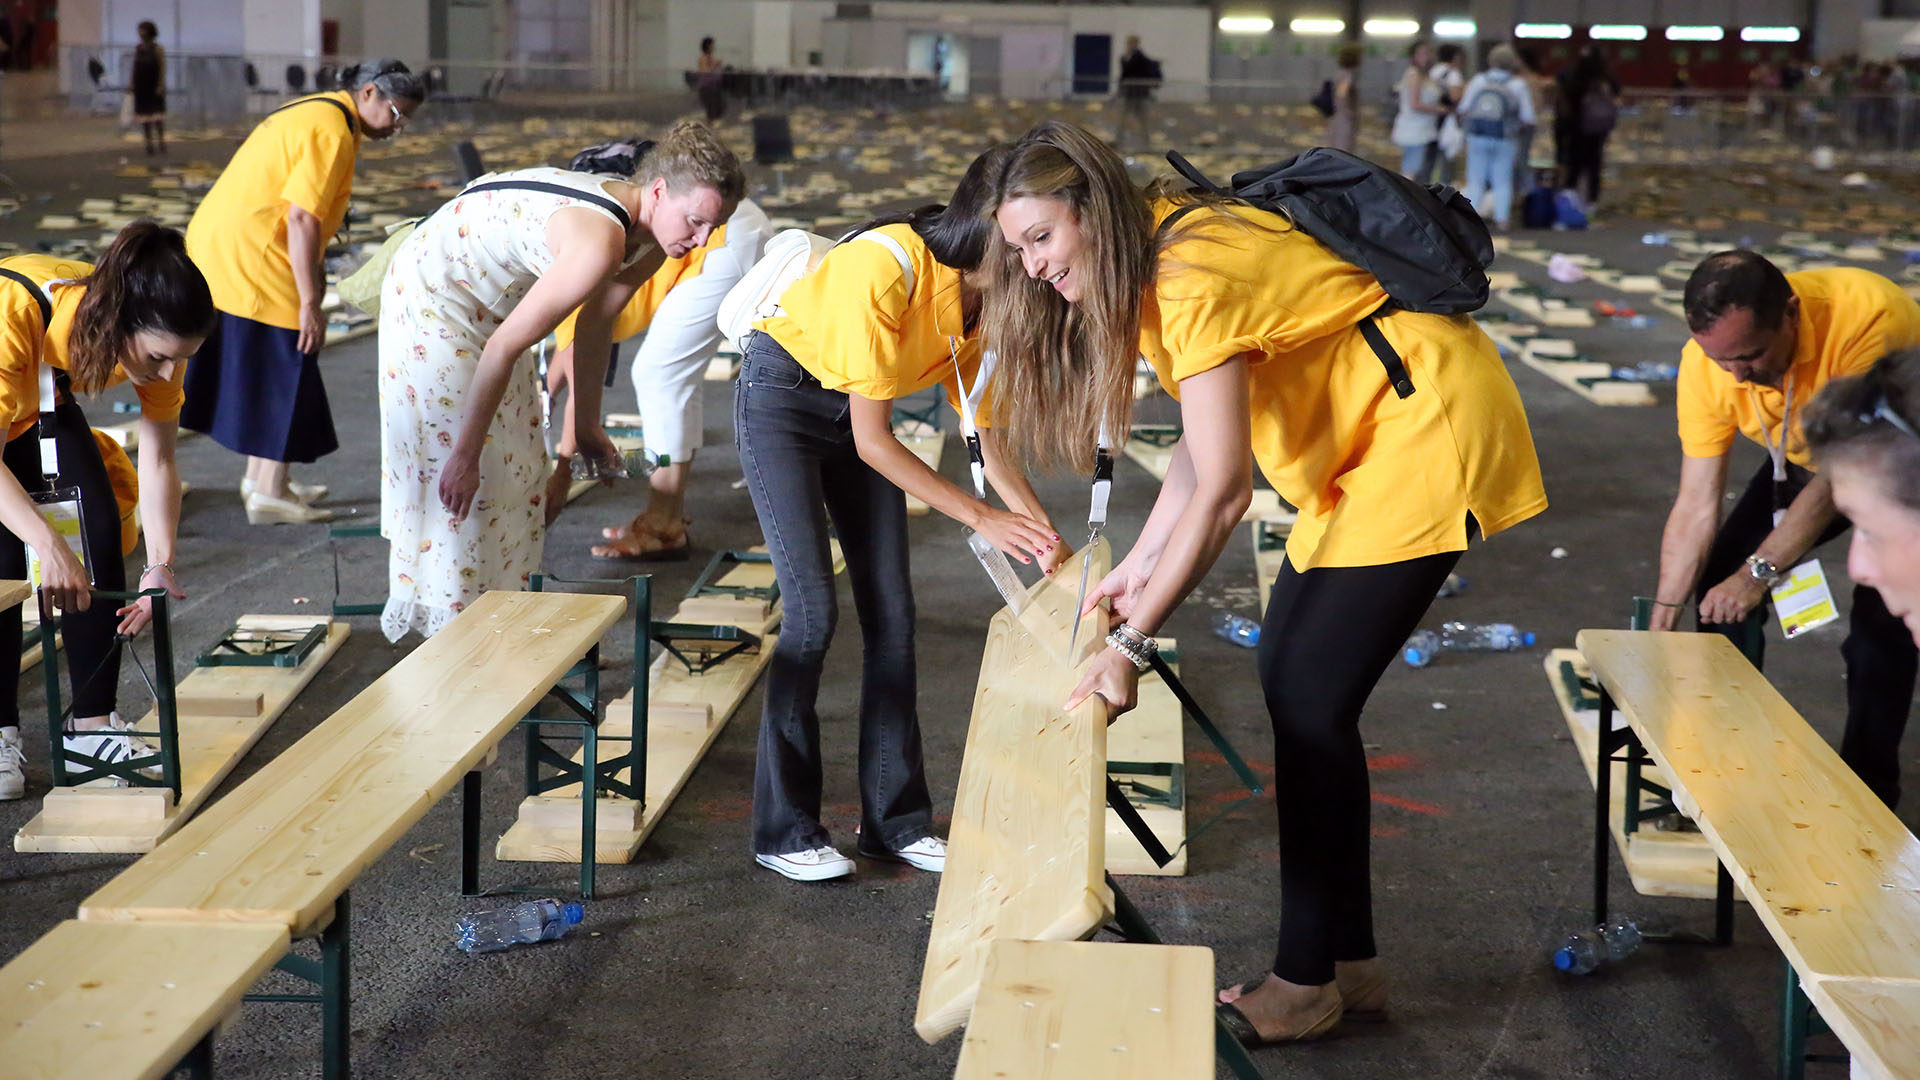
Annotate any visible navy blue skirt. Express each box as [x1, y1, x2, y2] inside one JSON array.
[[180, 311, 338, 463]]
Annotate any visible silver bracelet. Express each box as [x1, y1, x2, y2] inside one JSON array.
[[141, 561, 172, 577], [1105, 629, 1156, 672]]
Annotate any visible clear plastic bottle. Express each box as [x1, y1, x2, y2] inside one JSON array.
[[1639, 232, 1669, 246], [1435, 572, 1470, 599], [569, 449, 654, 482], [1610, 360, 1678, 382], [455, 898, 584, 955], [1552, 918, 1642, 974], [1211, 611, 1260, 648], [1403, 621, 1537, 667]]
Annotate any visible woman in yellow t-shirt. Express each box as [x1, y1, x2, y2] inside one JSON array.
[[737, 151, 1063, 884], [181, 60, 425, 525], [0, 223, 213, 801], [981, 122, 1546, 1044]]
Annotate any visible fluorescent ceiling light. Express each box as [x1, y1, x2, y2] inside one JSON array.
[[1741, 26, 1800, 42], [1363, 18, 1420, 36], [1666, 25, 1724, 41], [1289, 17, 1346, 35], [1589, 24, 1647, 40], [1217, 15, 1275, 34], [1514, 23, 1572, 39], [1432, 18, 1476, 38]]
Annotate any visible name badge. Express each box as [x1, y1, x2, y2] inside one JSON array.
[[1772, 559, 1839, 640], [26, 488, 92, 590]]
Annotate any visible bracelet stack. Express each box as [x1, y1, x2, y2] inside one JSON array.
[[1105, 623, 1158, 672]]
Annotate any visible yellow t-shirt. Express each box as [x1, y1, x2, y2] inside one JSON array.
[[0, 255, 189, 442], [1142, 199, 1547, 569], [186, 92, 362, 330], [755, 224, 986, 414], [1677, 267, 1920, 467], [552, 223, 727, 349]]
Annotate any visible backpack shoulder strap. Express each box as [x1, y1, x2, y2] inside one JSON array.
[[460, 179, 633, 232], [0, 268, 52, 330], [270, 94, 356, 136], [852, 229, 915, 296], [1163, 151, 1225, 195]]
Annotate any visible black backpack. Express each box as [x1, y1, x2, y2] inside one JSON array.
[[1163, 148, 1495, 397], [569, 137, 656, 178], [1310, 79, 1336, 118]]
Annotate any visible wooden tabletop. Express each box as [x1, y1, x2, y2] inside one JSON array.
[[953, 940, 1215, 1080], [0, 919, 289, 1080], [80, 590, 625, 932], [914, 541, 1113, 1044], [1576, 629, 1920, 982]]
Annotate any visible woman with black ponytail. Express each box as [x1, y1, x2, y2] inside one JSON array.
[[0, 222, 214, 802], [181, 58, 425, 525]]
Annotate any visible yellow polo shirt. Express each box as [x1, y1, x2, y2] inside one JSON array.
[[186, 92, 362, 330], [552, 223, 728, 349], [1677, 267, 1920, 467], [755, 224, 986, 412], [1142, 199, 1547, 570], [0, 255, 189, 442]]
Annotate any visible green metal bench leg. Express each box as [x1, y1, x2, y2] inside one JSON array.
[[461, 769, 482, 897], [175, 1030, 214, 1078], [581, 720, 597, 899], [321, 893, 351, 1080], [1780, 957, 1809, 1080]]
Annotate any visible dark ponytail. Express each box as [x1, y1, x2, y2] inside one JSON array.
[[839, 144, 1008, 272], [70, 221, 215, 393]]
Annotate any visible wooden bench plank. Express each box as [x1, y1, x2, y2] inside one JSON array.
[[953, 940, 1215, 1080], [0, 919, 289, 1080], [1803, 977, 1920, 1080], [0, 578, 30, 612], [1576, 629, 1920, 982], [915, 541, 1113, 1044], [78, 591, 625, 932], [15, 618, 349, 854]]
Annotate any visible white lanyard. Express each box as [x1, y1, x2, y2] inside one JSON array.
[[950, 338, 995, 498], [1748, 372, 1795, 522]]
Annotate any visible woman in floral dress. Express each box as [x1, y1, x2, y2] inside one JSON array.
[[377, 120, 743, 640]]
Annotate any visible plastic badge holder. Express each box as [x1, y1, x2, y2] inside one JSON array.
[[26, 486, 95, 589]]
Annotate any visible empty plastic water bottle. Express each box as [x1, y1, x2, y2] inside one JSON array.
[[1435, 572, 1470, 599], [1610, 360, 1679, 382], [455, 898, 584, 955], [1403, 622, 1537, 667], [1211, 611, 1260, 648], [570, 448, 654, 482], [1552, 918, 1642, 974], [1639, 232, 1669, 246]]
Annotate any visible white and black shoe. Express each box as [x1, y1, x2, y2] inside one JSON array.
[[0, 728, 26, 800], [62, 714, 162, 780], [754, 846, 856, 882], [860, 835, 947, 873]]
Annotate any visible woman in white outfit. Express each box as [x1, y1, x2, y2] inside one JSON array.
[[377, 120, 744, 640]]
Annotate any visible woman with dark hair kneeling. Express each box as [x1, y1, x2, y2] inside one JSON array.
[[738, 150, 1063, 883], [979, 121, 1547, 1044], [0, 222, 214, 800]]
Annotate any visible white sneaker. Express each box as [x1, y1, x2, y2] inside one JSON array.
[[0, 728, 26, 800], [62, 714, 162, 779], [754, 846, 856, 882], [871, 836, 947, 873]]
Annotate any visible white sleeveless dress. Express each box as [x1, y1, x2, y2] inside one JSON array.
[[376, 166, 652, 641]]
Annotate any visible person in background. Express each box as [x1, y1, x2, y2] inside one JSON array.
[[1458, 45, 1535, 232], [1650, 251, 1920, 808], [1805, 351, 1920, 649], [1557, 46, 1619, 212], [1428, 43, 1467, 185], [0, 224, 213, 800], [1513, 45, 1553, 200], [1389, 40, 1447, 182], [696, 38, 725, 122], [182, 60, 426, 525], [1116, 35, 1162, 154], [129, 21, 166, 156], [1325, 44, 1362, 154]]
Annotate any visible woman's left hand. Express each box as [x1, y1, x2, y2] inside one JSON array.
[[1065, 647, 1140, 722], [574, 425, 623, 479], [1036, 537, 1074, 576], [116, 563, 186, 637], [438, 448, 482, 524]]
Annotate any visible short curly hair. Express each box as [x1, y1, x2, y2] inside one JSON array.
[[638, 119, 745, 205]]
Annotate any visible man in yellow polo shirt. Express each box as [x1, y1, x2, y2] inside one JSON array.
[[1650, 250, 1920, 807]]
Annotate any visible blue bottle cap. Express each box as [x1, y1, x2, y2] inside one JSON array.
[[1404, 646, 1429, 667], [1521, 631, 1537, 646], [1552, 947, 1576, 971], [561, 903, 585, 925]]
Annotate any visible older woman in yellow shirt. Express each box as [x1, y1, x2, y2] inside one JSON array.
[[983, 121, 1546, 1045], [181, 60, 424, 524], [0, 224, 213, 801], [737, 153, 1062, 884]]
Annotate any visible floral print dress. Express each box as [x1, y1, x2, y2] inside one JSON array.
[[377, 166, 650, 641]]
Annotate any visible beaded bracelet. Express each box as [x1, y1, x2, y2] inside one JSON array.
[[1105, 625, 1157, 672]]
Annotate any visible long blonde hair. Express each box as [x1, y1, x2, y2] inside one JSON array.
[[979, 121, 1279, 471]]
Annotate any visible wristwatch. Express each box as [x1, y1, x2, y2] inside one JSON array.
[[1746, 554, 1785, 587]]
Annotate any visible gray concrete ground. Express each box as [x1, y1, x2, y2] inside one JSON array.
[[1, 135, 1914, 1079]]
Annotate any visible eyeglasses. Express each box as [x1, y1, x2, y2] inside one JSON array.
[[1862, 387, 1919, 439], [386, 100, 408, 128]]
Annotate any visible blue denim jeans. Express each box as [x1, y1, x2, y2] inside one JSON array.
[[1464, 134, 1519, 227], [733, 332, 933, 855]]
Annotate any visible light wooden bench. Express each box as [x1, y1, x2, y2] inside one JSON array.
[[72, 590, 624, 1078], [0, 919, 289, 1080], [1578, 629, 1920, 1079], [954, 940, 1216, 1080], [0, 578, 30, 612]]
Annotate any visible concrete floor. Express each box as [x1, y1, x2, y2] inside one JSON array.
[[2, 131, 1916, 1079]]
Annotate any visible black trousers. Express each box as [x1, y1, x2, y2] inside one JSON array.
[[734, 333, 933, 855], [1563, 132, 1607, 203], [0, 400, 127, 724], [1259, 549, 1461, 986], [1698, 459, 1918, 807]]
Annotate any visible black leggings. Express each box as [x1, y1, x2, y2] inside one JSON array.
[[0, 401, 126, 724], [1258, 549, 1461, 986]]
